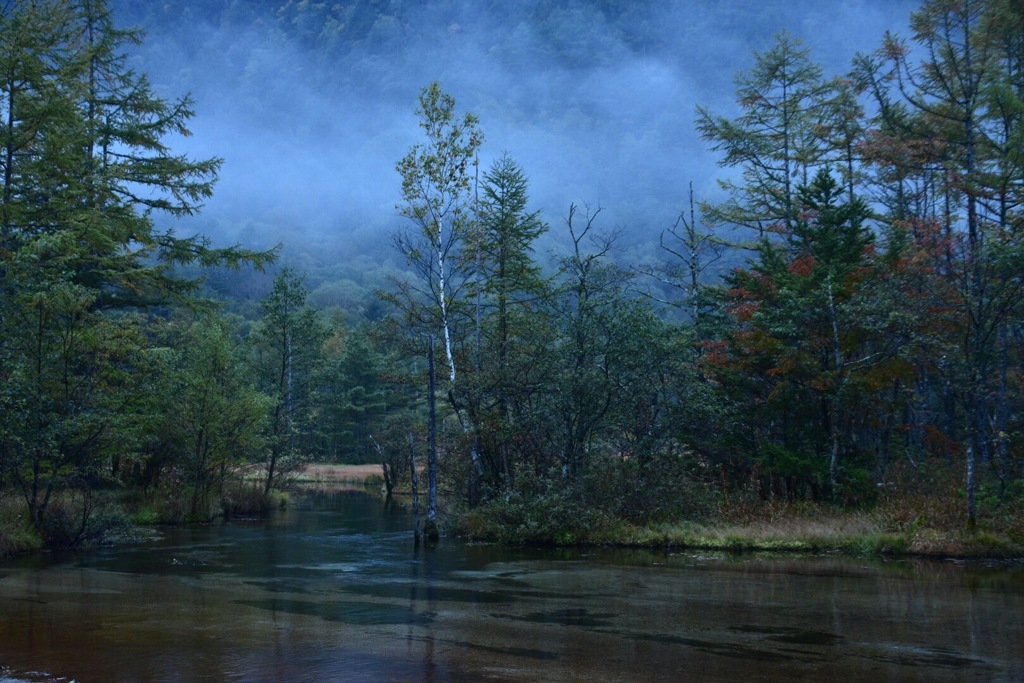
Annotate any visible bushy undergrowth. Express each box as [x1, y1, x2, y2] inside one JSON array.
[[117, 475, 278, 524], [873, 462, 1024, 542], [0, 496, 41, 558], [582, 452, 719, 525], [221, 485, 274, 518], [35, 491, 134, 549], [456, 453, 718, 545], [1, 477, 279, 555], [1, 489, 152, 555], [458, 486, 621, 545], [452, 456, 1024, 558], [872, 462, 967, 532]]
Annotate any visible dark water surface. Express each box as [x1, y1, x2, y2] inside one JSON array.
[[2, 489, 1023, 682]]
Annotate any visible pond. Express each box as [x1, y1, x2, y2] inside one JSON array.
[[1, 489, 1022, 682]]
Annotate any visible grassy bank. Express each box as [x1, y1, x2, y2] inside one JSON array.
[[456, 512, 1024, 558], [5, 463, 1021, 562], [0, 464, 392, 560], [618, 517, 1024, 558], [452, 491, 1024, 559]]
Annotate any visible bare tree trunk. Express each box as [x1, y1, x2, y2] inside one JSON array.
[[966, 439, 976, 529], [425, 335, 439, 541], [371, 436, 393, 497], [409, 432, 420, 543]]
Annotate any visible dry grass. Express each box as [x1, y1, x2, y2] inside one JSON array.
[[618, 502, 1024, 558], [625, 508, 882, 553], [702, 513, 879, 547], [293, 464, 382, 484]]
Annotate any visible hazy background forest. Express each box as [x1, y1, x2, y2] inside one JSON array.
[[2, 0, 1023, 554], [110, 0, 918, 315]]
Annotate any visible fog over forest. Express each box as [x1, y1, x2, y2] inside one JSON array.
[[112, 0, 917, 283]]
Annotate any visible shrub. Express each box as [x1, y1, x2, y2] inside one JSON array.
[[221, 485, 272, 518], [583, 450, 719, 525], [131, 507, 159, 525], [873, 461, 967, 532], [38, 491, 133, 549], [0, 496, 42, 558], [461, 486, 621, 545]]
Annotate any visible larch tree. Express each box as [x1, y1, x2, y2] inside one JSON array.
[[0, 0, 273, 533], [696, 31, 837, 239], [859, 0, 1024, 524]]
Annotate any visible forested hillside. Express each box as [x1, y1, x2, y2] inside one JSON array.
[[104, 0, 916, 316], [1, 0, 1021, 554]]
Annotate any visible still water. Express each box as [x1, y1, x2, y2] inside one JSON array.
[[1, 489, 1022, 682]]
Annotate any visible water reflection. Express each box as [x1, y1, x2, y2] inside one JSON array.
[[1, 489, 1022, 682]]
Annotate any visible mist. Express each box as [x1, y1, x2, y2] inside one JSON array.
[[113, 0, 918, 282]]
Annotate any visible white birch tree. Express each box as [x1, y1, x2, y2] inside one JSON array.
[[393, 82, 484, 509]]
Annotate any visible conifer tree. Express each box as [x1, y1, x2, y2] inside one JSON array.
[[0, 0, 273, 533], [858, 0, 1024, 523], [470, 152, 548, 490], [250, 267, 329, 494], [696, 31, 836, 238]]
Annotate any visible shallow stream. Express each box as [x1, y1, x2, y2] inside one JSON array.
[[1, 489, 1022, 681]]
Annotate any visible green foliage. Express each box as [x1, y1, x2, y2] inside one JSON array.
[[248, 266, 330, 489], [0, 0, 273, 306], [0, 495, 42, 558], [129, 506, 159, 526], [457, 153, 551, 492], [155, 316, 271, 520], [757, 443, 825, 482], [583, 451, 719, 525], [0, 234, 147, 527], [220, 484, 274, 518], [37, 490, 134, 550], [463, 485, 620, 545], [528, 205, 665, 488], [316, 330, 387, 462], [710, 167, 889, 497], [696, 31, 841, 235], [0, 0, 274, 532], [388, 82, 484, 388], [2, 0, 1023, 551], [394, 82, 483, 284]]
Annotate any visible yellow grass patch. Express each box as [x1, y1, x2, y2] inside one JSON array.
[[294, 464, 382, 483]]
